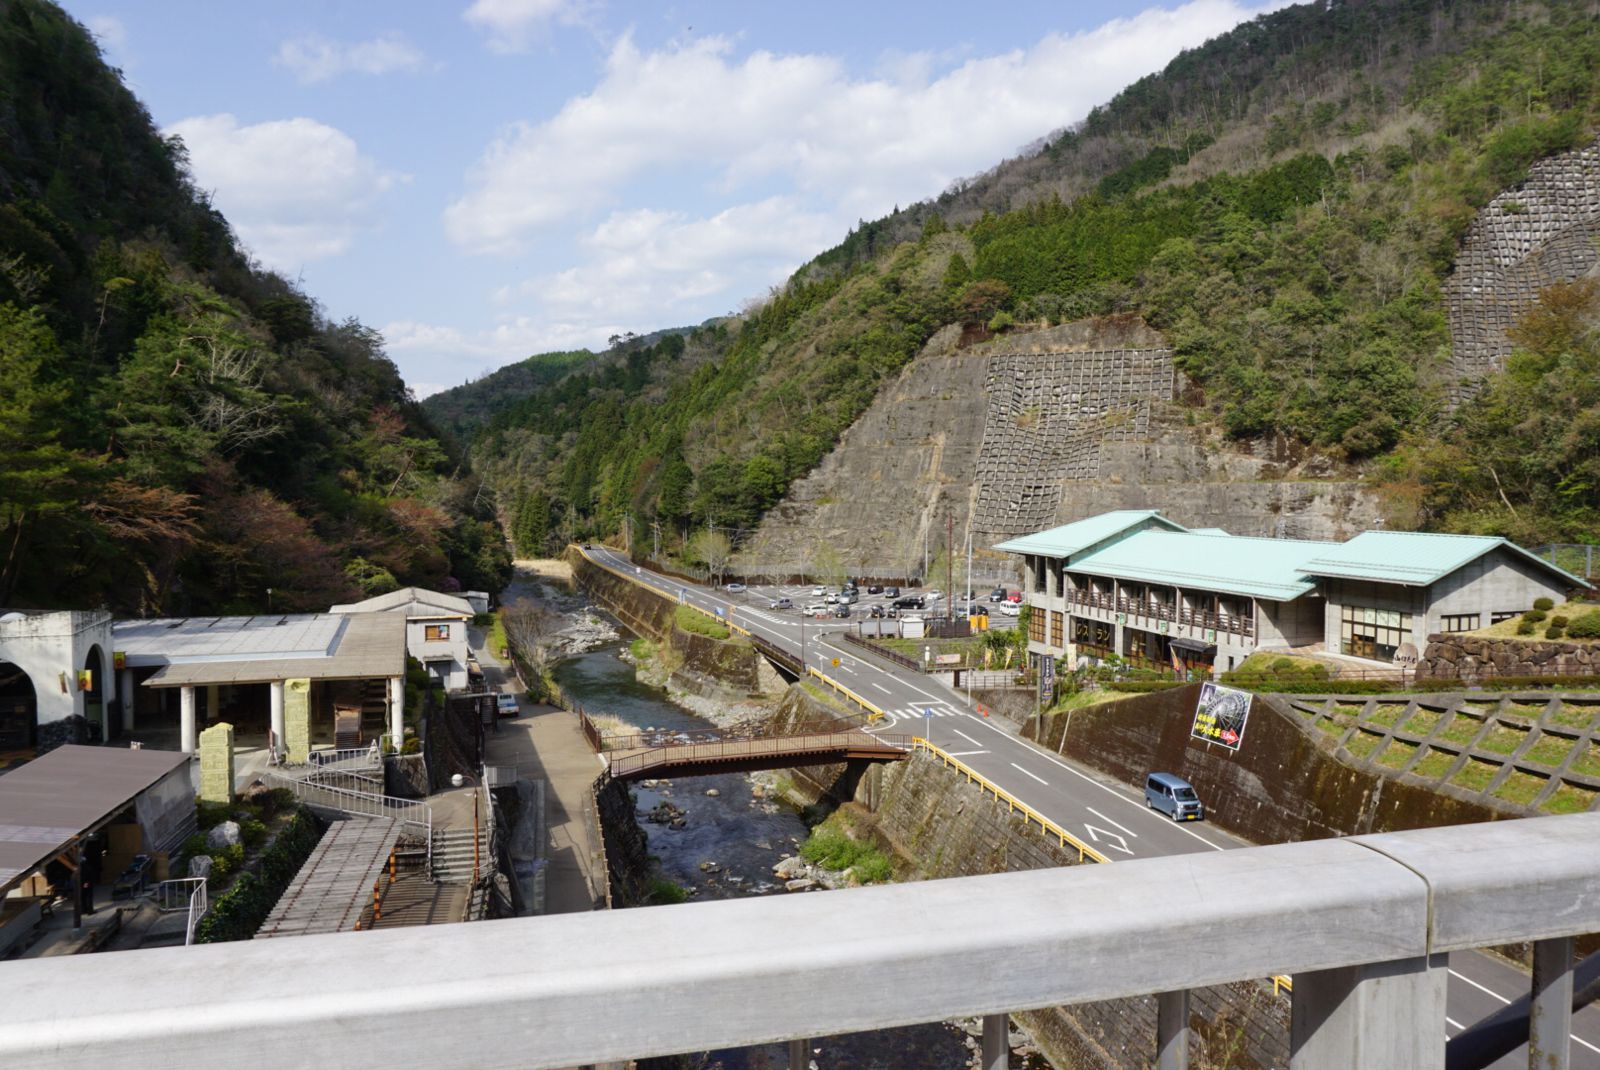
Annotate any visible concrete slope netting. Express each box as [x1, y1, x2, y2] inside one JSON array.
[[972, 348, 1174, 542], [1444, 137, 1600, 406]]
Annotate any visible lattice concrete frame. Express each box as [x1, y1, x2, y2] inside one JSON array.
[[972, 347, 1175, 540]]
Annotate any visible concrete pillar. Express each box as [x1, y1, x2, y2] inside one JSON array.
[[269, 680, 285, 755], [1289, 954, 1447, 1069], [1530, 936, 1574, 1070], [981, 1013, 1007, 1070], [388, 675, 404, 750], [205, 684, 219, 722], [283, 678, 311, 763], [179, 686, 196, 754], [1157, 990, 1190, 1070], [119, 670, 135, 732]]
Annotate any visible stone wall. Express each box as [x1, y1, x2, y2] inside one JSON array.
[[1417, 634, 1600, 681], [595, 775, 650, 907], [1444, 136, 1600, 405], [737, 316, 1380, 578]]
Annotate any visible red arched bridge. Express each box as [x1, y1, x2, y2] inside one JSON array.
[[579, 715, 912, 780]]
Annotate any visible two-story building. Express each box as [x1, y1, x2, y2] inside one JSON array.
[[995, 510, 1586, 673], [330, 587, 475, 690]]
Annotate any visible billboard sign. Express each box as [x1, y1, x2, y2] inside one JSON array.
[[1191, 682, 1252, 751], [1039, 655, 1055, 704]]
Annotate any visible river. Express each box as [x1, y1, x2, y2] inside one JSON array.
[[551, 639, 1025, 1070]]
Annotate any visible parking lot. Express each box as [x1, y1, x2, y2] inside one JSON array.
[[719, 578, 1023, 625]]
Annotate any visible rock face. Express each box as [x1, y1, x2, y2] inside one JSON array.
[[1417, 635, 1600, 681], [1443, 136, 1600, 406], [737, 317, 1380, 579], [205, 821, 241, 849]]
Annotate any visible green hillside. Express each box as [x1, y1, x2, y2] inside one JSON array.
[[0, 1, 508, 614], [434, 0, 1600, 558]]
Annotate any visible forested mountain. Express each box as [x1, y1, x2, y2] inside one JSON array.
[[0, 1, 508, 615], [433, 0, 1600, 558]]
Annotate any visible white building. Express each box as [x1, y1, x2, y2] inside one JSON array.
[[330, 587, 475, 690], [0, 611, 115, 752], [995, 511, 1588, 674]]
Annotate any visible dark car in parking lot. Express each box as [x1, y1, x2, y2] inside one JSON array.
[[833, 605, 852, 618], [892, 595, 924, 610], [885, 586, 901, 597], [989, 586, 1007, 602], [867, 584, 883, 594]]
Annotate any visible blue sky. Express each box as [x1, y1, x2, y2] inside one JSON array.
[[63, 0, 1284, 397]]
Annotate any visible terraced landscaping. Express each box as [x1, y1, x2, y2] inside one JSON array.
[[1376, 740, 1418, 770], [1523, 733, 1574, 768], [1439, 714, 1486, 746], [1573, 742, 1600, 780], [1402, 708, 1443, 736], [1346, 730, 1384, 759], [1412, 748, 1458, 779], [1451, 758, 1499, 792], [1368, 703, 1408, 727], [1544, 783, 1599, 814], [1493, 769, 1548, 807], [1476, 723, 1528, 756]]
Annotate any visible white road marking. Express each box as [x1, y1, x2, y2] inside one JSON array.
[[952, 729, 984, 748], [1010, 763, 1048, 785], [871, 683, 892, 695], [1085, 806, 1140, 839], [1449, 968, 1510, 1004], [946, 749, 990, 756], [1081, 825, 1133, 855]]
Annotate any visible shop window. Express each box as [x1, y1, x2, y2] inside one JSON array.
[[1339, 605, 1411, 660], [1050, 612, 1064, 647], [425, 624, 451, 641], [1029, 609, 1047, 644]]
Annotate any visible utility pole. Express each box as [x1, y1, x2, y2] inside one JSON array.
[[946, 509, 954, 622], [651, 520, 661, 560]]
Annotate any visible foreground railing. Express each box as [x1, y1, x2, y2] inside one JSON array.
[[5, 813, 1594, 1069]]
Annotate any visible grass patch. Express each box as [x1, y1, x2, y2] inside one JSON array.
[[1451, 758, 1501, 793], [1346, 730, 1384, 759], [1332, 702, 1368, 718], [1314, 715, 1347, 738], [487, 609, 508, 659], [1470, 600, 1597, 639], [1476, 724, 1528, 756], [1511, 701, 1556, 722], [1550, 702, 1597, 729], [1524, 734, 1574, 768], [1412, 748, 1458, 779], [1376, 740, 1419, 770], [1572, 742, 1600, 779], [675, 604, 730, 640], [1048, 689, 1132, 714], [1401, 708, 1443, 736], [1492, 770, 1548, 807], [1367, 703, 1409, 727], [1542, 782, 1598, 814], [799, 822, 893, 884], [1439, 714, 1486, 746], [629, 637, 656, 660], [644, 878, 690, 905]]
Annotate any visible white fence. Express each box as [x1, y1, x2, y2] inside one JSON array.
[[2, 812, 1595, 1069], [154, 877, 208, 946], [261, 771, 432, 863]]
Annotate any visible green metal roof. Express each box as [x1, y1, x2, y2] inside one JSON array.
[[1300, 531, 1587, 588], [1069, 529, 1336, 601], [992, 510, 1185, 559]]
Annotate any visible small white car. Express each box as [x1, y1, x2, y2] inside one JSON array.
[[725, 582, 746, 593], [811, 585, 826, 597], [997, 601, 1021, 616], [804, 602, 829, 616], [825, 593, 840, 604]]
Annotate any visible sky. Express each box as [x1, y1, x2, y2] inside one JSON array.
[[62, 0, 1287, 398]]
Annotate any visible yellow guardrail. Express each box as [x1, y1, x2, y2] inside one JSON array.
[[913, 738, 1110, 864], [805, 665, 887, 723]]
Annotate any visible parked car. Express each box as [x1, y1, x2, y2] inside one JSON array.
[[1006, 590, 1023, 604], [996, 601, 1020, 616], [833, 605, 852, 618], [1145, 773, 1205, 822], [925, 590, 943, 603], [804, 602, 829, 616], [811, 585, 826, 597], [769, 597, 793, 610], [884, 586, 901, 597], [869, 605, 885, 618], [989, 586, 1007, 602], [867, 584, 884, 595], [838, 590, 858, 604], [725, 582, 746, 593], [496, 693, 520, 718], [825, 592, 840, 604], [892, 595, 925, 610]]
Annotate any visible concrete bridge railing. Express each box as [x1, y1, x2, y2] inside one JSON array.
[[1, 813, 1596, 1069]]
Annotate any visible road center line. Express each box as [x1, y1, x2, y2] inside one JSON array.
[[947, 750, 989, 757], [871, 683, 892, 695], [1448, 968, 1510, 1004], [1085, 806, 1139, 839], [1010, 763, 1048, 785], [952, 729, 984, 748]]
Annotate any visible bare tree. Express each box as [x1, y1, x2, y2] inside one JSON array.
[[690, 529, 733, 585], [502, 601, 560, 678]]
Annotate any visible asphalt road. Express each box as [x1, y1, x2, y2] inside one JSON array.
[[581, 547, 1600, 1066]]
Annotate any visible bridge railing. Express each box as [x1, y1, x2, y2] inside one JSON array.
[[607, 731, 913, 779], [3, 813, 1595, 1070]]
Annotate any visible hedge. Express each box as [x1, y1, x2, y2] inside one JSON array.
[[1106, 680, 1186, 693], [194, 807, 322, 943]]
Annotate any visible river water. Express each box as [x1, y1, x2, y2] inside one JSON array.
[[551, 640, 1016, 1070]]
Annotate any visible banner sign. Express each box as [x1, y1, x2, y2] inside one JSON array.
[[1039, 655, 1055, 704], [935, 653, 961, 665], [1191, 682, 1252, 751]]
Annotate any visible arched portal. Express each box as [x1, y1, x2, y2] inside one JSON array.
[[0, 660, 38, 753], [82, 644, 108, 743]]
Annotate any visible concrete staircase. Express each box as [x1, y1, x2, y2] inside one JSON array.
[[429, 827, 484, 885]]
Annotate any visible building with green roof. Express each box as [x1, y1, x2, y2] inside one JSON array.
[[994, 512, 1586, 674]]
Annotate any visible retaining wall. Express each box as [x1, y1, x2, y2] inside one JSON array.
[[1418, 633, 1600, 681]]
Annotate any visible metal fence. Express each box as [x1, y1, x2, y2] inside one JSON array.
[[262, 771, 433, 863], [154, 877, 209, 946], [606, 732, 913, 779], [1534, 543, 1599, 581], [6, 812, 1596, 1070]]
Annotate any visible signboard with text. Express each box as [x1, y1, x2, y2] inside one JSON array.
[[1039, 655, 1055, 704], [1191, 682, 1252, 751]]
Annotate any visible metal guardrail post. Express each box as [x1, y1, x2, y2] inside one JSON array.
[[787, 1038, 807, 1068], [1530, 936, 1574, 1070], [1157, 990, 1189, 1070], [981, 1013, 1008, 1070]]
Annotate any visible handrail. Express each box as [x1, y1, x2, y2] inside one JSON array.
[[7, 813, 1598, 1069], [913, 739, 1109, 864], [184, 879, 208, 946], [608, 732, 911, 779], [261, 771, 433, 864]]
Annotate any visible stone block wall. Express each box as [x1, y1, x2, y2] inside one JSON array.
[[1444, 136, 1600, 405], [283, 678, 311, 763], [1417, 634, 1600, 681], [198, 722, 234, 804]]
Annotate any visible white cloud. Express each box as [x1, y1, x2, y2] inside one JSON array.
[[165, 114, 403, 270], [462, 0, 593, 53], [445, 0, 1281, 256], [384, 317, 616, 392], [86, 14, 127, 55], [273, 33, 429, 84]]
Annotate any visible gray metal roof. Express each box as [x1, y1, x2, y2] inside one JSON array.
[[142, 613, 405, 688], [113, 614, 345, 667], [0, 745, 190, 893], [992, 510, 1186, 559], [328, 587, 474, 619], [1299, 530, 1589, 588]]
